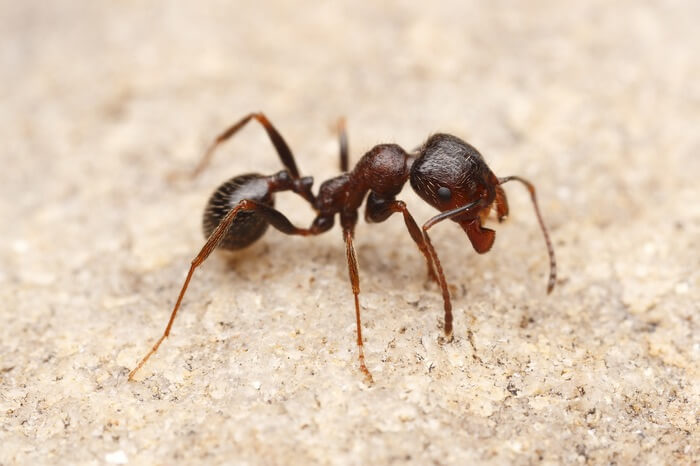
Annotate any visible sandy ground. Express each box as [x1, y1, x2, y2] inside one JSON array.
[[1, 1, 698, 464]]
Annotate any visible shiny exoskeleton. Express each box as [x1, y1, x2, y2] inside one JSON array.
[[129, 113, 557, 383]]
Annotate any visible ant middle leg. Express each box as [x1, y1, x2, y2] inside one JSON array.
[[340, 214, 374, 384], [128, 199, 324, 381], [364, 192, 438, 283]]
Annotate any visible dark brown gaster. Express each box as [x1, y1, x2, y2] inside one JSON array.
[[128, 114, 556, 383]]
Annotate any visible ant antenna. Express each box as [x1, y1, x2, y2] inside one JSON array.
[[499, 176, 556, 293]]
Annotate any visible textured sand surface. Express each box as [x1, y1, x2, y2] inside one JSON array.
[[1, 1, 698, 464]]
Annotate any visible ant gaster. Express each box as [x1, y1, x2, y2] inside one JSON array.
[[128, 113, 556, 383]]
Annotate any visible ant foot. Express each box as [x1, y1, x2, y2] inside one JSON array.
[[438, 331, 454, 345], [359, 363, 374, 385]]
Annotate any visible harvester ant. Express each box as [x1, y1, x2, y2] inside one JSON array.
[[128, 113, 556, 383]]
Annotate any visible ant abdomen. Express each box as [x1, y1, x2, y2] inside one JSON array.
[[203, 173, 275, 250]]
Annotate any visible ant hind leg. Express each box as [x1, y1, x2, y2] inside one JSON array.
[[128, 199, 321, 381], [173, 112, 303, 181]]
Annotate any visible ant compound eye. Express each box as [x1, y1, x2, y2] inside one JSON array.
[[437, 186, 452, 201]]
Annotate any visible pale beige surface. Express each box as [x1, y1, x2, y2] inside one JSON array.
[[1, 1, 698, 465]]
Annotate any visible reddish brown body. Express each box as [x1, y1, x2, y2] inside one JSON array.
[[128, 113, 556, 383]]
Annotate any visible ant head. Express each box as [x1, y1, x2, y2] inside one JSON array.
[[409, 134, 556, 293], [409, 134, 498, 217]]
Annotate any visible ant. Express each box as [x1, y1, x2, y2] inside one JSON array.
[[128, 112, 556, 383]]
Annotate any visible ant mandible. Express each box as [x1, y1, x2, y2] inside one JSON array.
[[128, 112, 556, 383]]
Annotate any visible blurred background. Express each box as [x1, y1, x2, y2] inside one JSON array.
[[1, 1, 698, 464]]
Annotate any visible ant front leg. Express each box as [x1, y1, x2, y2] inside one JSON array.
[[364, 193, 462, 339], [128, 199, 324, 381], [340, 212, 374, 384], [364, 192, 438, 284], [420, 200, 483, 339]]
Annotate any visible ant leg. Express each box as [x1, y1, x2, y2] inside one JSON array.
[[128, 199, 322, 381], [419, 200, 484, 338], [188, 112, 302, 179], [129, 200, 256, 380], [341, 219, 374, 384], [365, 197, 465, 342], [364, 193, 437, 283], [419, 230, 454, 339], [336, 117, 349, 172]]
